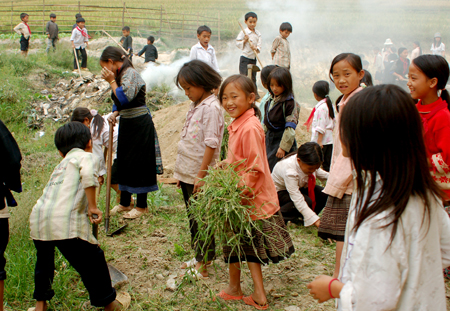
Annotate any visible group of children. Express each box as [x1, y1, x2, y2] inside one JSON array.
[[2, 9, 450, 311]]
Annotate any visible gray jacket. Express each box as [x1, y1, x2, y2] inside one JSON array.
[[46, 21, 59, 39]]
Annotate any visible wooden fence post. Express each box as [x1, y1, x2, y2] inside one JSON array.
[[181, 14, 184, 44], [159, 5, 162, 38], [122, 2, 125, 28], [197, 12, 199, 28], [78, 1, 81, 13], [10, 1, 13, 33], [218, 12, 220, 50], [42, 0, 45, 34]]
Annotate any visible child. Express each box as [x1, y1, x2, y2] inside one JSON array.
[[272, 142, 328, 226], [72, 13, 82, 30], [305, 80, 335, 171], [70, 17, 89, 72], [408, 55, 450, 200], [100, 46, 162, 219], [135, 36, 158, 63], [190, 25, 220, 73], [0, 119, 22, 311], [263, 66, 299, 171], [29, 122, 123, 311], [70, 108, 119, 196], [271, 22, 292, 69], [318, 53, 364, 279], [258, 65, 277, 123], [431, 32, 445, 57], [45, 13, 58, 53], [236, 12, 261, 93], [120, 26, 133, 60], [383, 53, 398, 84], [393, 47, 410, 90], [13, 13, 31, 57], [218, 74, 294, 309], [174, 60, 223, 278], [307, 84, 450, 310], [411, 41, 422, 60]]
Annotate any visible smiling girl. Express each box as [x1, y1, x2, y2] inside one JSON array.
[[174, 60, 224, 278], [263, 67, 300, 171], [217, 75, 294, 310], [318, 53, 364, 278]]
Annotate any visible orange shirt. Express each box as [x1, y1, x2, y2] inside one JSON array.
[[225, 108, 280, 220]]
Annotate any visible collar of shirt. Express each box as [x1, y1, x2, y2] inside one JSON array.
[[190, 94, 216, 110], [338, 87, 363, 107], [315, 98, 327, 109], [194, 42, 213, 52], [228, 108, 255, 133], [244, 27, 261, 37]]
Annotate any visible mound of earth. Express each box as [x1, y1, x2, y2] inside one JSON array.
[[152, 100, 312, 178]]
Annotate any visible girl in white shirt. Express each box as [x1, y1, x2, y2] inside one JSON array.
[[305, 81, 335, 171], [307, 84, 450, 311], [272, 142, 328, 227]]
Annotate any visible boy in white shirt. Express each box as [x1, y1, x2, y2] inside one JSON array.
[[13, 13, 31, 57], [70, 17, 89, 73], [236, 12, 261, 93], [190, 25, 220, 73]]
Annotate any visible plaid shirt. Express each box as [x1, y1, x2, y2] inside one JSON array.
[[30, 148, 99, 244], [271, 35, 291, 68]]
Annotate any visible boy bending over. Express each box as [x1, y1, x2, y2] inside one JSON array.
[[29, 122, 123, 311]]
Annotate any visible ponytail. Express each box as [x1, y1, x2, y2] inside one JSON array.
[[100, 46, 134, 85], [70, 107, 104, 139], [442, 89, 450, 111], [90, 110, 105, 139], [312, 80, 335, 119], [251, 102, 261, 120]]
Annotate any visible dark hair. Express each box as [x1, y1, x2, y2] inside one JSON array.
[[361, 70, 373, 87], [100, 46, 134, 84], [75, 13, 82, 19], [197, 25, 212, 35], [312, 81, 334, 119], [280, 22, 292, 32], [245, 12, 257, 21], [340, 85, 443, 245], [70, 107, 105, 140], [329, 53, 363, 83], [413, 41, 422, 56], [76, 17, 85, 23], [122, 26, 130, 32], [297, 142, 323, 165], [55, 122, 91, 156], [398, 47, 407, 57], [267, 67, 293, 102], [412, 55, 450, 109], [20, 13, 28, 20], [147, 36, 155, 43], [261, 65, 277, 88], [49, 13, 56, 18], [175, 60, 222, 93], [219, 75, 261, 120]]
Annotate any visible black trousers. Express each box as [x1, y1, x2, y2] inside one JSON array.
[[20, 35, 29, 51], [74, 47, 87, 69], [33, 239, 116, 307], [239, 56, 258, 94], [0, 218, 8, 280], [180, 181, 215, 262], [278, 185, 328, 224], [120, 191, 147, 208], [322, 144, 333, 172]]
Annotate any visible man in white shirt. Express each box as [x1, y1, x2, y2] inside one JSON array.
[[190, 25, 220, 73]]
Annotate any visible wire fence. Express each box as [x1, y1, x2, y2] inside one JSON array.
[[0, 1, 222, 46]]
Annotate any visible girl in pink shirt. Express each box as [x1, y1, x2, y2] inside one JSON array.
[[318, 53, 365, 279], [217, 75, 294, 310]]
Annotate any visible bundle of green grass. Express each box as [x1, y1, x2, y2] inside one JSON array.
[[189, 162, 262, 261]]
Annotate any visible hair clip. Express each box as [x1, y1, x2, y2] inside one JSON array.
[[90, 109, 98, 116]]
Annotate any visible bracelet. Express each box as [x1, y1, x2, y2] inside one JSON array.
[[328, 278, 339, 298], [109, 80, 116, 85]]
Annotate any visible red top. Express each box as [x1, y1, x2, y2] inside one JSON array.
[[225, 108, 280, 220], [416, 98, 450, 196]]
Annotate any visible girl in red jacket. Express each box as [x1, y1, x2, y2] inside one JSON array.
[[408, 54, 450, 201]]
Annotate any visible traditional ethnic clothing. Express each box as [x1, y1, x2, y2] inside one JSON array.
[[223, 108, 294, 263]]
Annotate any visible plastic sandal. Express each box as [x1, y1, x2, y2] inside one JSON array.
[[243, 296, 269, 310], [214, 290, 244, 301], [110, 205, 131, 216], [123, 208, 145, 219], [116, 291, 131, 310]]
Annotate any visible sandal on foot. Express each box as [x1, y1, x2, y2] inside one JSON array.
[[180, 257, 197, 269], [116, 291, 131, 310], [243, 296, 269, 310], [110, 205, 131, 216], [123, 208, 146, 219], [213, 290, 244, 301], [180, 267, 209, 280]]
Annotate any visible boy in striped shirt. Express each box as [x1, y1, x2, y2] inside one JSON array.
[[29, 122, 123, 311]]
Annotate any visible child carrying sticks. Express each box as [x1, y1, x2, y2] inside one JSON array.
[[13, 13, 31, 57], [217, 75, 294, 310], [174, 60, 224, 278]]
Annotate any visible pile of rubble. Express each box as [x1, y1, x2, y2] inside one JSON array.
[[27, 74, 111, 128]]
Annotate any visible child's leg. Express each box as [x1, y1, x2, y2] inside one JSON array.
[[45, 38, 51, 54], [80, 48, 87, 69], [111, 184, 121, 203], [247, 262, 267, 305], [55, 239, 116, 308], [0, 218, 8, 311], [333, 241, 344, 278], [239, 56, 248, 75], [119, 191, 133, 208], [135, 192, 147, 213], [33, 240, 57, 309], [222, 262, 243, 297]]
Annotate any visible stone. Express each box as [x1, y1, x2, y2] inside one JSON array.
[[284, 306, 300, 311], [156, 274, 164, 280]]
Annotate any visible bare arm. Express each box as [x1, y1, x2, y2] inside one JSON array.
[[85, 186, 102, 224], [193, 146, 216, 193]]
